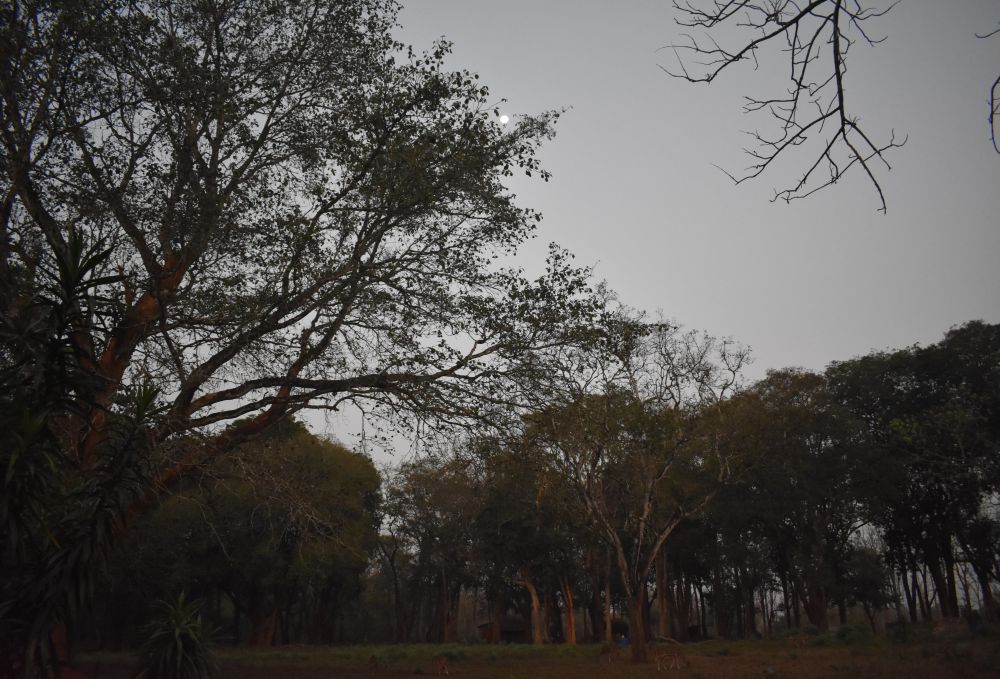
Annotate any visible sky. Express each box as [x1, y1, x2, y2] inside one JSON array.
[[393, 0, 1000, 378], [319, 1, 1000, 456]]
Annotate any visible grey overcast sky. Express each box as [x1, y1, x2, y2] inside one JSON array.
[[394, 0, 1000, 380], [317, 1, 999, 455]]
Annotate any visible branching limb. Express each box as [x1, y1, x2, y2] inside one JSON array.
[[664, 0, 903, 212], [977, 23, 1000, 154]]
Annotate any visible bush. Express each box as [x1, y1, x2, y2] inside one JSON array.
[[836, 623, 873, 645], [138, 593, 217, 679]]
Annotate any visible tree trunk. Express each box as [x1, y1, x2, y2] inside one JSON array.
[[901, 570, 918, 622], [781, 570, 792, 629], [249, 589, 277, 647], [699, 586, 708, 640], [656, 547, 669, 638], [543, 589, 556, 643], [943, 545, 960, 618], [559, 577, 577, 645], [927, 559, 957, 618], [802, 575, 829, 632], [975, 569, 999, 623], [627, 591, 649, 663], [519, 576, 544, 645], [602, 552, 613, 642]]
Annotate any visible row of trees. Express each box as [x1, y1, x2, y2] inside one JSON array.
[[367, 321, 998, 661], [73, 321, 999, 664], [2, 0, 996, 673]]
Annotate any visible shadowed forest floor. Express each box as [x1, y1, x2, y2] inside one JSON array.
[[78, 636, 1000, 679]]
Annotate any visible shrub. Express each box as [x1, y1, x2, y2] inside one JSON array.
[[138, 593, 217, 679], [836, 624, 873, 645]]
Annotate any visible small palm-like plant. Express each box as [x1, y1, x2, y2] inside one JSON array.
[[138, 593, 217, 679]]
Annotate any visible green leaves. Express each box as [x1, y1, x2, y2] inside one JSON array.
[[139, 592, 217, 679]]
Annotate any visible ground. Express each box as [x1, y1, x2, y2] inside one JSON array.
[[78, 636, 1000, 679]]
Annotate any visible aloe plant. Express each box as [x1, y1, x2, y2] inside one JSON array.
[[138, 593, 217, 679]]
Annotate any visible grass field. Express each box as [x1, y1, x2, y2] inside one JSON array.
[[77, 635, 1000, 679]]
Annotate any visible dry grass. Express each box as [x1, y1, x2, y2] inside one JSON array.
[[76, 635, 1000, 679]]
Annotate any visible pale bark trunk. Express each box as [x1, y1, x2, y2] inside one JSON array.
[[519, 576, 544, 645], [560, 577, 577, 645]]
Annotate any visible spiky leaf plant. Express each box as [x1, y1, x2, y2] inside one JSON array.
[[138, 593, 217, 679]]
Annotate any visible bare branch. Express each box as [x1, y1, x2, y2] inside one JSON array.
[[665, 0, 902, 212]]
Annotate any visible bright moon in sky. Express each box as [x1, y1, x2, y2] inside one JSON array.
[[499, 114, 509, 124]]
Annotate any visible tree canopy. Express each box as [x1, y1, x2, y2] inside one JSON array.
[[1, 0, 597, 670]]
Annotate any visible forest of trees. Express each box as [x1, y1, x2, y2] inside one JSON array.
[[1, 0, 997, 676], [65, 321, 1000, 663]]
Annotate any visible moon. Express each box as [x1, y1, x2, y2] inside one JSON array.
[[499, 114, 510, 125]]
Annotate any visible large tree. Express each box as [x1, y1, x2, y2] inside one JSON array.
[[528, 318, 748, 661], [0, 0, 595, 671], [827, 321, 1000, 621]]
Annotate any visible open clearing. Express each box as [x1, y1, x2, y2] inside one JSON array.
[[79, 637, 1000, 679]]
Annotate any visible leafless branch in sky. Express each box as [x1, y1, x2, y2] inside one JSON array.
[[664, 1, 905, 212]]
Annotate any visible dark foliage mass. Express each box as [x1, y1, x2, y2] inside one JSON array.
[[1, 0, 997, 675], [58, 322, 1000, 666], [1, 0, 595, 673]]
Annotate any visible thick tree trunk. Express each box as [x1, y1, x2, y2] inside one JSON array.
[[927, 559, 957, 618], [519, 576, 544, 645], [627, 591, 649, 663], [802, 576, 828, 632]]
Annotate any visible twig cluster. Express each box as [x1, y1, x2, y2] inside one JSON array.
[[664, 0, 904, 212]]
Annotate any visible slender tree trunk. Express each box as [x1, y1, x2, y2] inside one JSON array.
[[560, 577, 577, 645], [603, 552, 613, 642], [699, 586, 708, 640], [901, 570, 917, 622], [974, 569, 999, 623], [915, 569, 931, 621], [944, 549, 960, 618], [543, 589, 557, 643], [656, 547, 669, 638], [792, 579, 802, 628], [781, 570, 792, 629]]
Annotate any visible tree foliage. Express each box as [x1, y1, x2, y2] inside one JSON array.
[[1, 0, 597, 667]]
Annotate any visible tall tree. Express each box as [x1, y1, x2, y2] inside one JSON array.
[[827, 321, 1000, 620], [529, 317, 748, 661], [0, 0, 596, 671]]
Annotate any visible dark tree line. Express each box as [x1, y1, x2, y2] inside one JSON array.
[[1, 0, 597, 673], [70, 321, 998, 661]]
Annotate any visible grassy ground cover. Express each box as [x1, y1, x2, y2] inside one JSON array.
[[77, 634, 1000, 679]]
